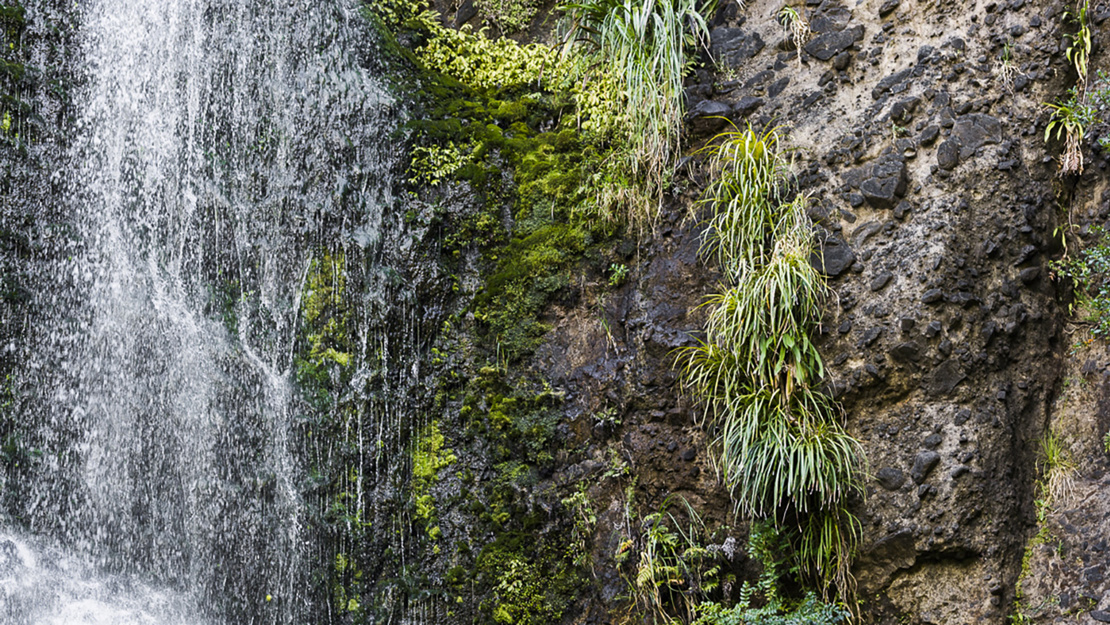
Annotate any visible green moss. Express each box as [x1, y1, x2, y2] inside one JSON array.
[[366, 0, 627, 361], [411, 421, 457, 539], [302, 252, 352, 369]]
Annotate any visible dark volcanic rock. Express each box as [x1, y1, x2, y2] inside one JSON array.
[[811, 237, 856, 276], [876, 467, 906, 490], [910, 450, 941, 484], [859, 154, 908, 209], [953, 114, 1002, 159], [805, 25, 864, 61], [686, 99, 732, 134], [937, 139, 960, 170], [872, 67, 914, 99], [733, 95, 764, 115], [711, 28, 765, 65], [926, 359, 966, 396]]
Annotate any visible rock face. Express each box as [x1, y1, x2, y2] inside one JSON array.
[[423, 0, 1105, 622]]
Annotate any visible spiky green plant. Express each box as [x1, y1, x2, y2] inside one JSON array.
[[679, 123, 865, 598], [1044, 88, 1095, 175]]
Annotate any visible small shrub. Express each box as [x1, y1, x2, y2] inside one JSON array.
[[608, 262, 630, 286], [1050, 226, 1110, 336]]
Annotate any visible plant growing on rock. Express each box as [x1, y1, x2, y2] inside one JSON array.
[[560, 0, 716, 229], [1039, 431, 1077, 505], [621, 496, 725, 624], [1065, 0, 1092, 86], [1049, 226, 1110, 335], [777, 5, 809, 67], [1044, 88, 1095, 175], [997, 41, 1017, 93], [679, 122, 864, 599]]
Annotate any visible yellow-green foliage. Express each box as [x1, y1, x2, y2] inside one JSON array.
[[302, 252, 351, 367], [419, 25, 562, 91], [411, 421, 457, 539], [476, 542, 582, 625], [476, 0, 541, 34]]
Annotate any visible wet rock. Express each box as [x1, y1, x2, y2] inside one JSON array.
[[922, 289, 944, 304], [1091, 610, 1110, 623], [805, 25, 864, 61], [1019, 266, 1041, 284], [879, 0, 900, 16], [877, 467, 906, 490], [911, 450, 941, 483], [711, 28, 766, 65]]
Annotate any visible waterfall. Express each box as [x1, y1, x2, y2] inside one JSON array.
[[0, 1, 408, 623]]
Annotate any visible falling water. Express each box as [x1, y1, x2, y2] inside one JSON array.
[[1, 0, 412, 623]]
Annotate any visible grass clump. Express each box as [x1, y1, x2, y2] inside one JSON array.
[[561, 0, 715, 229], [1039, 430, 1078, 505], [679, 123, 864, 598]]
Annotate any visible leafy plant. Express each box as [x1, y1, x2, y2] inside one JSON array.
[[1050, 226, 1110, 336], [609, 262, 630, 286], [561, 485, 598, 568], [1065, 0, 1092, 85], [692, 522, 850, 625], [1103, 430, 1110, 453], [477, 0, 541, 34], [622, 496, 725, 624], [1044, 87, 1095, 175]]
